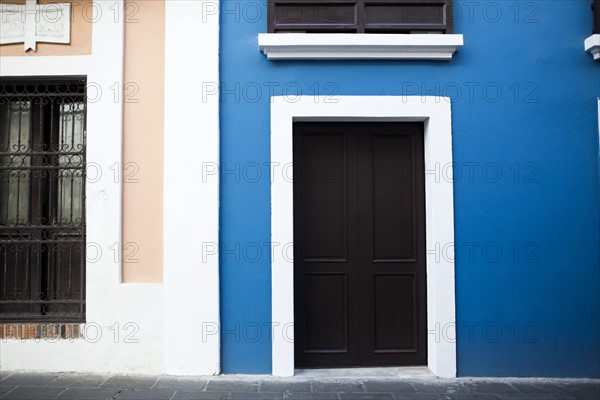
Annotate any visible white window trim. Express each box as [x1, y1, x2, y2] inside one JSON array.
[[258, 33, 463, 60], [585, 34, 600, 60], [270, 96, 457, 378]]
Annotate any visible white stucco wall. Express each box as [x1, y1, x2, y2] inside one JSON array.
[[163, 0, 221, 375]]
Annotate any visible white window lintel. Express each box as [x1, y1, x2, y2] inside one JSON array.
[[258, 33, 463, 61]]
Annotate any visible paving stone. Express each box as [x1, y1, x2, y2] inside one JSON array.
[[229, 392, 284, 400], [1, 373, 60, 387], [116, 389, 175, 400], [48, 374, 107, 388], [1, 386, 65, 400], [574, 394, 600, 400], [154, 377, 208, 391], [205, 381, 259, 393], [102, 376, 158, 390], [284, 393, 339, 400], [260, 381, 312, 393], [55, 387, 120, 399], [0, 386, 16, 397], [411, 381, 468, 395], [0, 371, 14, 381], [561, 382, 600, 395], [507, 383, 556, 394], [391, 394, 449, 400], [448, 394, 503, 400], [498, 394, 576, 400], [312, 381, 364, 393], [363, 381, 415, 393], [338, 393, 393, 400], [462, 382, 519, 394], [172, 391, 230, 400]]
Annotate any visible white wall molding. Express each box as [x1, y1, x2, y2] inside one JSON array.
[[585, 34, 600, 60], [163, 0, 221, 375], [270, 96, 457, 377], [258, 33, 463, 60]]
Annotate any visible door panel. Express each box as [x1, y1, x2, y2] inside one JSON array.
[[294, 122, 426, 368], [300, 133, 348, 262], [373, 274, 416, 352], [357, 123, 427, 366], [294, 123, 360, 368], [303, 273, 349, 352], [370, 133, 416, 261]]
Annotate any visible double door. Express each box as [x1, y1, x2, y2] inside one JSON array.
[[293, 122, 427, 368]]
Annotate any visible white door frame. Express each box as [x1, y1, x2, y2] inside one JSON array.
[[270, 96, 457, 377]]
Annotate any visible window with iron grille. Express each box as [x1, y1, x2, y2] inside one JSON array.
[[0, 77, 86, 322], [268, 0, 453, 33]]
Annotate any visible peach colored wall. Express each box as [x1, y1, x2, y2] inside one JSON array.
[[0, 0, 92, 56], [122, 0, 164, 283]]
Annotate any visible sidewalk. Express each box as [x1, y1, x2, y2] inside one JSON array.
[[0, 371, 598, 400]]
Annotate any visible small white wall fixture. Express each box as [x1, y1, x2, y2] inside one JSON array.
[[270, 96, 457, 377], [258, 33, 463, 60], [0, 0, 71, 51], [585, 34, 600, 60]]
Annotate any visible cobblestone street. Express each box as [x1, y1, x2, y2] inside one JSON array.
[[0, 372, 598, 400]]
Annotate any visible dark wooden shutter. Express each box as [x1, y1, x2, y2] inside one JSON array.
[[268, 0, 453, 34]]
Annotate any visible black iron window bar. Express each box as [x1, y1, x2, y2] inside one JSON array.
[[594, 0, 600, 34], [0, 77, 87, 322], [268, 0, 453, 34]]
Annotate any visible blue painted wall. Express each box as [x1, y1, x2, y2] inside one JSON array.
[[219, 0, 600, 376]]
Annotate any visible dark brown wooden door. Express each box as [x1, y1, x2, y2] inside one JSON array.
[[293, 122, 427, 368]]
